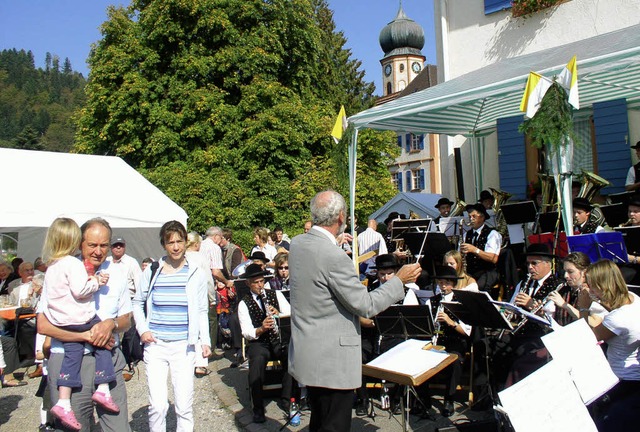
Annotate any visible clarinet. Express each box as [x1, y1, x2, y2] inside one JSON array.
[[432, 303, 445, 345], [498, 274, 532, 340], [512, 282, 569, 334], [260, 290, 280, 340]]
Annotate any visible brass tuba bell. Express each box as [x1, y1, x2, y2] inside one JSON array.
[[577, 171, 611, 227], [449, 199, 467, 217]]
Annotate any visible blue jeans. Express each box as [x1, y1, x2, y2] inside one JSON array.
[[58, 315, 116, 389]]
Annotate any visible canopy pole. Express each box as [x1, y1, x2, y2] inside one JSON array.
[[349, 128, 359, 268]]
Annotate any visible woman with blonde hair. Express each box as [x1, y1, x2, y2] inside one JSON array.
[[443, 250, 478, 291], [579, 259, 640, 431], [251, 227, 277, 263]]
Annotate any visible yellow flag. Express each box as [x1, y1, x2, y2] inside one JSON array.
[[331, 105, 347, 143], [520, 72, 553, 118], [557, 55, 579, 110]]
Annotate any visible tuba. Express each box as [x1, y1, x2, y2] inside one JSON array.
[[489, 188, 512, 247], [578, 171, 610, 226], [538, 173, 558, 213], [449, 199, 467, 217]]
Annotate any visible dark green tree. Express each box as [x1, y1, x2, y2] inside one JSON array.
[[75, 0, 395, 238], [13, 125, 44, 150]]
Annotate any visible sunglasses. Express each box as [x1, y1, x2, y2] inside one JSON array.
[[278, 266, 289, 270]]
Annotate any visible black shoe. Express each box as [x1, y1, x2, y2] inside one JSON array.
[[441, 400, 455, 417], [230, 353, 244, 368], [355, 399, 369, 416], [277, 398, 290, 413]]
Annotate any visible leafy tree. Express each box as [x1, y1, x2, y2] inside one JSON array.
[[76, 0, 394, 244]]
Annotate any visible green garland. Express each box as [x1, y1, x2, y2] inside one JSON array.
[[518, 82, 578, 151], [512, 0, 563, 18]]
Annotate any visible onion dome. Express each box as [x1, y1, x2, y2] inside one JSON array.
[[379, 5, 425, 59]]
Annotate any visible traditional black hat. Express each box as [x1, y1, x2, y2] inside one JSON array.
[[435, 197, 455, 208], [631, 141, 640, 149], [573, 197, 593, 212], [375, 254, 399, 270], [524, 243, 556, 258], [465, 203, 490, 220], [248, 251, 270, 263], [479, 190, 493, 202], [384, 211, 400, 225], [242, 263, 271, 279], [433, 265, 462, 280], [629, 194, 640, 208]]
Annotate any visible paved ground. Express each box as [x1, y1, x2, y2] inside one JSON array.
[[1, 351, 494, 431]]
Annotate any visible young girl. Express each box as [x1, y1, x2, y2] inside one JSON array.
[[42, 218, 119, 431]]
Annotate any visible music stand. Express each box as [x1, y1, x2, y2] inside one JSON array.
[[609, 191, 634, 206], [539, 212, 564, 233], [614, 226, 640, 255], [391, 218, 433, 240], [403, 231, 452, 274], [601, 203, 629, 228], [501, 201, 537, 225], [375, 305, 434, 340], [528, 232, 569, 259], [567, 232, 628, 264]]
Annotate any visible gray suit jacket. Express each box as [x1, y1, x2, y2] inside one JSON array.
[[288, 228, 404, 389]]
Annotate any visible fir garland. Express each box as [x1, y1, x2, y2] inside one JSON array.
[[518, 82, 579, 152]]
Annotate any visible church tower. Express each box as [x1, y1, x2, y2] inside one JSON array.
[[379, 3, 426, 95]]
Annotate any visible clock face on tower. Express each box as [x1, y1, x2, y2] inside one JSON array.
[[384, 64, 392, 77], [412, 62, 422, 73]]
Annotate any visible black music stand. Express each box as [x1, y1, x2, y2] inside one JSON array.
[[539, 211, 564, 233], [500, 201, 537, 225], [374, 305, 434, 341], [601, 203, 629, 228], [567, 232, 628, 264], [391, 218, 433, 240], [614, 226, 640, 255], [402, 231, 452, 274], [448, 290, 513, 415], [609, 191, 634, 206]]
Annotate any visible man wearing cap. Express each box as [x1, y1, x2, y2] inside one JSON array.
[[625, 141, 640, 192], [238, 263, 293, 423], [501, 243, 562, 387], [573, 197, 604, 234], [106, 237, 142, 299], [460, 203, 502, 293], [434, 197, 454, 226]]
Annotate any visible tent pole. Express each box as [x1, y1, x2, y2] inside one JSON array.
[[349, 128, 359, 268]]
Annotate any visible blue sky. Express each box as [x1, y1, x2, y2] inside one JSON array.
[[0, 0, 435, 96]]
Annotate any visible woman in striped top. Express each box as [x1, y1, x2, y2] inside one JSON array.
[[133, 221, 211, 432]]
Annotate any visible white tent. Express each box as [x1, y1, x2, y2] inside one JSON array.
[[0, 148, 188, 263]]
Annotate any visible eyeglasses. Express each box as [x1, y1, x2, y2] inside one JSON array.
[[526, 260, 544, 267], [111, 244, 124, 248], [278, 266, 289, 270]]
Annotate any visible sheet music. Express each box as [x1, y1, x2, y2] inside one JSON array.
[[366, 339, 450, 379], [438, 216, 465, 236], [491, 300, 551, 326], [542, 319, 619, 405], [498, 361, 598, 432], [507, 223, 525, 244]]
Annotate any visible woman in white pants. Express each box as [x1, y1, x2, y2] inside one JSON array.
[[133, 221, 211, 432]]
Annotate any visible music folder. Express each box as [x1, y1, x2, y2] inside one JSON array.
[[567, 232, 628, 264], [538, 211, 564, 233]]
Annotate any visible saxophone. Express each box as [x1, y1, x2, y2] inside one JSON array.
[[260, 290, 280, 340]]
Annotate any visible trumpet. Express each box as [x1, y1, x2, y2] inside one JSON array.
[[512, 282, 569, 334], [260, 289, 280, 339]]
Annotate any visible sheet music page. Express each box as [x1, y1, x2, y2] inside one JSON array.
[[507, 223, 525, 244], [491, 300, 550, 326], [542, 319, 619, 405], [498, 361, 598, 432], [366, 339, 450, 378]]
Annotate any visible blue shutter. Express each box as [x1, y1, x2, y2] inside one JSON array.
[[405, 133, 411, 153], [406, 171, 412, 191], [419, 134, 425, 150], [485, 0, 511, 14], [397, 172, 403, 192], [419, 169, 425, 190], [497, 115, 527, 200], [593, 98, 630, 194], [397, 135, 402, 147]]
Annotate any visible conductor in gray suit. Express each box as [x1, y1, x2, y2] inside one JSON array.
[[289, 190, 422, 431]]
